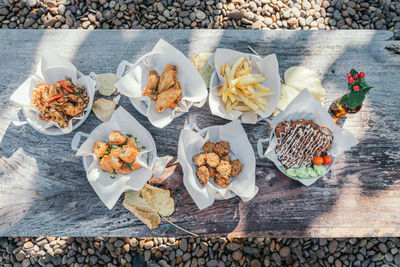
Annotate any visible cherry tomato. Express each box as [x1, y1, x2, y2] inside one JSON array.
[[323, 156, 333, 165], [313, 156, 324, 165]]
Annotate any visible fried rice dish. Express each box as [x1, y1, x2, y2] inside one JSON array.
[[31, 78, 89, 128]]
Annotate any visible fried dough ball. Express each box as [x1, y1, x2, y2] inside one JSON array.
[[208, 167, 217, 178], [202, 142, 215, 153], [220, 154, 231, 162], [109, 131, 127, 146], [206, 153, 220, 168], [196, 166, 210, 186], [216, 160, 232, 177], [231, 159, 244, 178], [120, 145, 140, 164], [99, 155, 115, 173], [93, 141, 109, 158], [214, 141, 230, 156], [214, 173, 230, 188], [193, 153, 207, 166]]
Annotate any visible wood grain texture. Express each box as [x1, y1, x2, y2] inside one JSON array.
[[0, 29, 399, 237]]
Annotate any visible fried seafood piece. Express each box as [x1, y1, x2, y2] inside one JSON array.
[[206, 153, 220, 168], [214, 141, 230, 156], [214, 173, 230, 188], [109, 131, 127, 146], [216, 160, 232, 177], [231, 159, 244, 178], [155, 81, 182, 112], [115, 162, 134, 174], [193, 153, 207, 166], [99, 155, 115, 173], [202, 142, 215, 153], [196, 166, 210, 186], [158, 64, 179, 93], [142, 70, 160, 101], [126, 136, 137, 147], [208, 166, 217, 178], [120, 145, 140, 164], [220, 154, 231, 162], [93, 141, 109, 158], [109, 147, 123, 170], [64, 102, 83, 117]]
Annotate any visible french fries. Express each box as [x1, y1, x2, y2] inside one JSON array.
[[218, 57, 274, 113]]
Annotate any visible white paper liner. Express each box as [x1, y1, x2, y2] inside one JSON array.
[[263, 89, 359, 186], [115, 39, 208, 128], [75, 107, 156, 209], [178, 120, 258, 210], [10, 50, 97, 134], [209, 48, 281, 124]]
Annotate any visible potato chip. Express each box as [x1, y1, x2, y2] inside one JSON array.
[[97, 73, 119, 96], [92, 98, 116, 122], [277, 66, 325, 113], [192, 53, 214, 88], [122, 184, 175, 229]]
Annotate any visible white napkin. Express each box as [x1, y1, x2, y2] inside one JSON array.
[[264, 89, 359, 186], [75, 107, 156, 209], [10, 50, 97, 134], [178, 120, 258, 210], [209, 48, 281, 124], [115, 39, 208, 128]]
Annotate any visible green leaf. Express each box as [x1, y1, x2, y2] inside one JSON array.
[[350, 69, 358, 77], [339, 94, 349, 105], [359, 80, 369, 88], [348, 91, 365, 109], [361, 86, 373, 94]]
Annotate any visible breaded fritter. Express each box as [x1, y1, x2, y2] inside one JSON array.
[[193, 153, 206, 166], [214, 141, 230, 156], [196, 166, 210, 186], [206, 153, 220, 168], [231, 159, 243, 178]]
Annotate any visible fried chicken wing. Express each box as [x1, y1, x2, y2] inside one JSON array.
[[120, 145, 140, 164], [155, 82, 182, 112], [158, 64, 178, 93], [109, 131, 127, 146], [93, 141, 109, 158], [142, 70, 159, 101]]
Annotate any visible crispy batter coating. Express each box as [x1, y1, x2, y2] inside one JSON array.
[[109, 147, 123, 169], [93, 141, 109, 158], [208, 167, 217, 178], [99, 155, 115, 173], [231, 159, 243, 178], [193, 153, 206, 166], [115, 162, 133, 174], [216, 160, 232, 177], [202, 142, 215, 153], [142, 70, 160, 101], [214, 173, 230, 188], [109, 131, 127, 146], [220, 154, 231, 162], [214, 141, 230, 156], [206, 153, 220, 168], [196, 166, 210, 186]]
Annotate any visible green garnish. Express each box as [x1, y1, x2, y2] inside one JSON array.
[[134, 137, 138, 141], [112, 145, 119, 149], [126, 134, 132, 138], [142, 146, 146, 150], [121, 150, 125, 155], [97, 144, 100, 148], [110, 173, 115, 179], [95, 150, 99, 153], [127, 164, 132, 170]]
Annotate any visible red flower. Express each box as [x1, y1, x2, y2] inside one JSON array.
[[348, 77, 354, 84], [346, 73, 351, 78], [359, 72, 365, 78], [354, 74, 359, 79], [353, 85, 360, 91]]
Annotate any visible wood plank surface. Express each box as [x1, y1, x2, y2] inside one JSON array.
[[0, 29, 399, 237]]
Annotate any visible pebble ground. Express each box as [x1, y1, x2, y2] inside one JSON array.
[[0, 0, 399, 30], [1, 237, 400, 267]]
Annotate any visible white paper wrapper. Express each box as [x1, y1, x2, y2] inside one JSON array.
[[115, 39, 208, 128], [10, 50, 97, 135], [75, 107, 157, 210], [209, 48, 281, 124], [178, 120, 258, 210], [262, 89, 359, 186]]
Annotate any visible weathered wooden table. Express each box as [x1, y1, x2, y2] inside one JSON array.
[[0, 30, 399, 237]]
